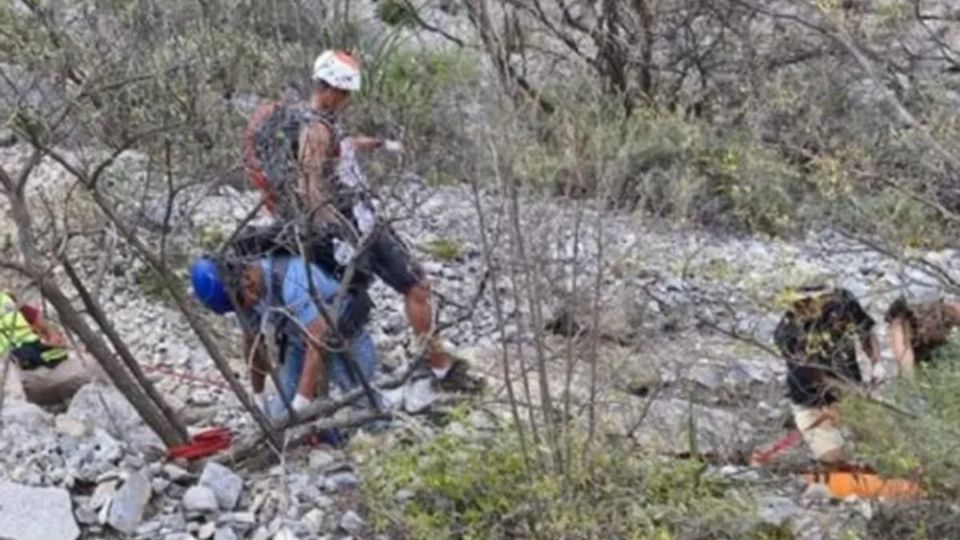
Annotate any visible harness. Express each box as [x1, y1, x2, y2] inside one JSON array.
[[262, 258, 373, 365]]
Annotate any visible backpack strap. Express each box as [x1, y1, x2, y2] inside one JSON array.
[[268, 258, 291, 312], [269, 257, 291, 363], [302, 108, 342, 158], [301, 109, 355, 216]]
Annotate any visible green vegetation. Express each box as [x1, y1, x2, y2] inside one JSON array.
[[361, 47, 478, 134], [360, 418, 784, 539], [423, 237, 462, 262], [841, 342, 960, 497], [377, 0, 419, 27]]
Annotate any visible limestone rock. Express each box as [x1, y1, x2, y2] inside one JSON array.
[[308, 450, 336, 471], [213, 527, 239, 540], [199, 462, 243, 511], [339, 511, 366, 535], [182, 485, 219, 514], [107, 469, 152, 534], [65, 382, 162, 451], [0, 482, 80, 540]]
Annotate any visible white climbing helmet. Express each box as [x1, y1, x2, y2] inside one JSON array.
[[312, 50, 362, 92]]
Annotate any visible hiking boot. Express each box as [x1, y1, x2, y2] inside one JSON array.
[[433, 357, 485, 394]]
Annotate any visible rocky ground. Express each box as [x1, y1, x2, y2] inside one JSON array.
[[2, 146, 958, 539]]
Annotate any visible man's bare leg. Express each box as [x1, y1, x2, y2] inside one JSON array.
[[405, 279, 451, 373], [889, 317, 915, 379]]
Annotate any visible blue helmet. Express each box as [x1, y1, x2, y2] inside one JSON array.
[[189, 257, 234, 314]]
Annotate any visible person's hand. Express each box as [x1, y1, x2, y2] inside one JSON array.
[[383, 139, 403, 153]]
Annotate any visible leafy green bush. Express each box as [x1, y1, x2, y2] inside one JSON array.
[[356, 46, 479, 182], [423, 237, 462, 262], [507, 97, 809, 236], [360, 47, 478, 133], [378, 0, 419, 27], [840, 341, 960, 496], [851, 187, 950, 250], [359, 419, 779, 539]]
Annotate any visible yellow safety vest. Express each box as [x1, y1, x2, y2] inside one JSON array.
[[0, 293, 67, 363]]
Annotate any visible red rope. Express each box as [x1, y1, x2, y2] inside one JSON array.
[[142, 364, 233, 392], [750, 414, 829, 466]]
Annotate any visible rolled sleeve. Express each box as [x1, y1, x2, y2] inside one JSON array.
[[282, 258, 341, 330]]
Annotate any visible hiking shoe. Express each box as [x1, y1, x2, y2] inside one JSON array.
[[433, 358, 485, 394]]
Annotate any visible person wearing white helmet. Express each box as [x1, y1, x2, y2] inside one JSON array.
[[297, 50, 483, 394]]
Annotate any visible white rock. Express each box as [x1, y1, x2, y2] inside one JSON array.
[[108, 469, 153, 534], [802, 482, 834, 503], [402, 378, 438, 413], [198, 521, 217, 539], [75, 505, 98, 526], [217, 511, 256, 527], [757, 495, 802, 527], [301, 508, 325, 535], [0, 482, 80, 540], [323, 471, 360, 492], [308, 450, 336, 471], [89, 479, 119, 511], [688, 362, 724, 391], [213, 527, 239, 540], [136, 520, 162, 536], [2, 400, 53, 427], [163, 463, 193, 483], [190, 388, 216, 406], [152, 477, 171, 494], [55, 415, 92, 437], [273, 528, 297, 540], [339, 511, 366, 535], [66, 382, 162, 451], [182, 485, 219, 514], [199, 462, 243, 510]]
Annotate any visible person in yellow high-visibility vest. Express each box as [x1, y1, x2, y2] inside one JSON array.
[[1, 291, 96, 406]]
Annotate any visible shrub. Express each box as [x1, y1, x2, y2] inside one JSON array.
[[840, 341, 960, 497], [355, 46, 480, 183], [378, 0, 419, 27], [506, 96, 809, 236], [423, 237, 462, 262], [359, 418, 781, 539]]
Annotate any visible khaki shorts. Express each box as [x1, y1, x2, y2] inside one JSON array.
[[2, 354, 103, 407], [792, 403, 844, 461]]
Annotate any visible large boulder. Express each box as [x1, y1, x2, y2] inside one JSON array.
[[0, 482, 80, 540], [65, 382, 162, 452]]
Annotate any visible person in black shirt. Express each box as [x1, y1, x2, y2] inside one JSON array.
[[773, 284, 881, 464]]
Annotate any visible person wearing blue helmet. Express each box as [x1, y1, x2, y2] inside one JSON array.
[[190, 254, 378, 421]]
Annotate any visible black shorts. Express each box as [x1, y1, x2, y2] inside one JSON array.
[[231, 221, 423, 294], [363, 225, 424, 294], [289, 223, 424, 294]]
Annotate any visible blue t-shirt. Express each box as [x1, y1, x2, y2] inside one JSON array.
[[242, 256, 352, 346]]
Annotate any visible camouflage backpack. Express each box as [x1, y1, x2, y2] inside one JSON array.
[[243, 100, 341, 217]]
